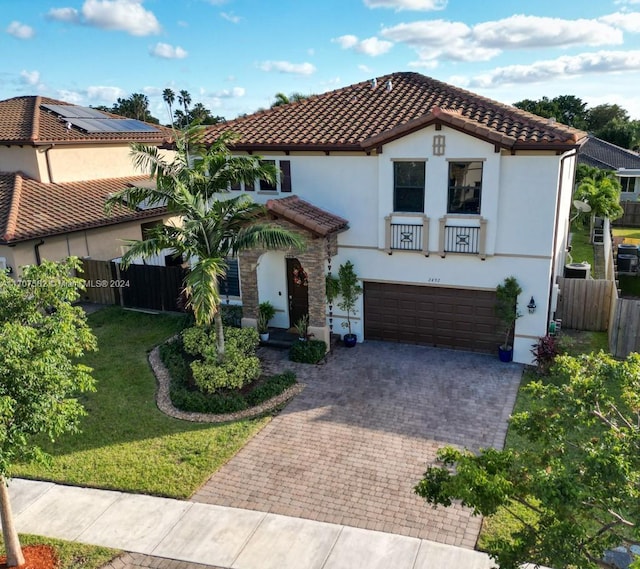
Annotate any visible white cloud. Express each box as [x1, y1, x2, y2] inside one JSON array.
[[86, 85, 126, 102], [473, 15, 622, 48], [358, 64, 373, 73], [7, 21, 35, 39], [82, 0, 160, 36], [382, 20, 470, 48], [220, 12, 241, 23], [382, 13, 627, 66], [333, 35, 359, 49], [600, 11, 640, 32], [150, 42, 188, 59], [408, 59, 438, 69], [212, 87, 246, 98], [333, 34, 392, 56], [20, 70, 40, 86], [469, 50, 640, 88], [258, 61, 316, 75], [363, 0, 447, 11], [56, 89, 84, 105], [46, 7, 80, 23]]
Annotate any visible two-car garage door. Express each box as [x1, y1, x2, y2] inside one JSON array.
[[364, 282, 504, 354]]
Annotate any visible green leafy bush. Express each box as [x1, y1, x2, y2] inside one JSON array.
[[245, 371, 297, 406], [289, 339, 327, 364], [191, 343, 261, 393], [160, 339, 297, 414], [221, 304, 243, 328]]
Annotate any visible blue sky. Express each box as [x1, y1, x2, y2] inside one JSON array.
[[3, 0, 640, 124]]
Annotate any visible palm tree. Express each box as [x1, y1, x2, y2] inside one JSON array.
[[178, 90, 192, 127], [162, 88, 175, 127], [105, 128, 305, 360]]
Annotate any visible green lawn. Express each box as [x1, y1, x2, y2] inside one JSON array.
[[478, 330, 609, 552], [612, 226, 640, 240], [569, 223, 595, 274], [12, 307, 269, 499], [0, 535, 119, 569]]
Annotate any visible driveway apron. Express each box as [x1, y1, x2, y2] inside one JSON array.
[[191, 341, 522, 549]]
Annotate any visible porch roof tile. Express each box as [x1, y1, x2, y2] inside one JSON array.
[[0, 172, 166, 244], [266, 195, 348, 237]]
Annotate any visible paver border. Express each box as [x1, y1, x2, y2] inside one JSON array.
[[148, 342, 305, 423]]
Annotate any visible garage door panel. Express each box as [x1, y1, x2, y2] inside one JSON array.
[[364, 282, 504, 354]]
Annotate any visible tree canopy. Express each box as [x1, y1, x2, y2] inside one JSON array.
[[95, 93, 160, 124], [513, 95, 640, 150], [415, 352, 640, 569], [0, 258, 97, 566]]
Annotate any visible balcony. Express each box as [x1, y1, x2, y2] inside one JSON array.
[[438, 216, 488, 259], [384, 215, 429, 256]]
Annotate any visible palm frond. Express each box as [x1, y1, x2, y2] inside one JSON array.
[[233, 223, 306, 255], [183, 257, 226, 326]]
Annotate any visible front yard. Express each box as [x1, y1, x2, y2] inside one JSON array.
[[478, 330, 611, 552], [12, 307, 269, 499]]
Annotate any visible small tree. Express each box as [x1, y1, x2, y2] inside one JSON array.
[[415, 352, 640, 569], [495, 276, 522, 351], [574, 176, 624, 241], [337, 261, 362, 337], [0, 258, 97, 566]]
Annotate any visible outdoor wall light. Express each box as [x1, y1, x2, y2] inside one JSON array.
[[527, 296, 536, 314]]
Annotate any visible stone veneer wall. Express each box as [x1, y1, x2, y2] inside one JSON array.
[[238, 218, 334, 329]]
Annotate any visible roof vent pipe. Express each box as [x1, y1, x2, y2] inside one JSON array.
[[370, 78, 377, 89], [386, 79, 392, 92]]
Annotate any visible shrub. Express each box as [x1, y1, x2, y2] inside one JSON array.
[[226, 326, 259, 356], [289, 339, 327, 364], [181, 326, 213, 357], [221, 304, 243, 328], [245, 371, 297, 407], [191, 343, 260, 393], [531, 335, 559, 374]]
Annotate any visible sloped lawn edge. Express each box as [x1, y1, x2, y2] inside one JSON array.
[[149, 345, 305, 423]]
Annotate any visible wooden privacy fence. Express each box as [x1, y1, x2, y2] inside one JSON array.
[[609, 298, 640, 358], [79, 259, 186, 312], [614, 201, 640, 227], [79, 259, 117, 304], [555, 277, 615, 331]]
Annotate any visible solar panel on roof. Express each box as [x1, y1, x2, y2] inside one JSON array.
[[66, 117, 159, 134], [41, 104, 108, 119], [41, 103, 160, 134]]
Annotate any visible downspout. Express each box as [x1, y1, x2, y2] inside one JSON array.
[[34, 240, 45, 265], [44, 144, 55, 183], [36, 144, 55, 183], [548, 150, 577, 329]]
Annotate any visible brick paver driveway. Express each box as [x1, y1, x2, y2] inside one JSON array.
[[191, 342, 522, 549]]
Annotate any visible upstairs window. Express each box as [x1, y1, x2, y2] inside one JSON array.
[[235, 159, 291, 192], [260, 160, 277, 191], [394, 161, 425, 213], [620, 177, 637, 193], [448, 161, 483, 215]]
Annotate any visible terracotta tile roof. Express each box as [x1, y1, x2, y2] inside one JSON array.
[[204, 72, 586, 152], [0, 95, 174, 145], [578, 135, 640, 170], [266, 195, 348, 237], [0, 172, 166, 243]]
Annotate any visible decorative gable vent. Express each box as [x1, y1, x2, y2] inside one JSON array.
[[433, 134, 445, 156]]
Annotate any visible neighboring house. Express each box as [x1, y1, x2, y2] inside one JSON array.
[[0, 95, 176, 275], [204, 72, 587, 364], [578, 134, 640, 201]]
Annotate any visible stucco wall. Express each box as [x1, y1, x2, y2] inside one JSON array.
[[0, 146, 43, 180], [225, 127, 569, 364], [3, 215, 170, 275]]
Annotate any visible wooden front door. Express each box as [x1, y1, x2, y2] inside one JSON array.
[[286, 258, 309, 328]]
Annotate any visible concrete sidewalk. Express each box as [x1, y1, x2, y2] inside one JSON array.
[[9, 478, 496, 569]]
